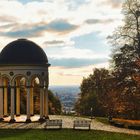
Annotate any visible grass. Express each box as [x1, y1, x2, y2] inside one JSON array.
[[0, 129, 139, 140], [95, 117, 110, 125]]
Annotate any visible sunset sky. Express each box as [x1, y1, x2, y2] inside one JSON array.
[[0, 0, 124, 86]]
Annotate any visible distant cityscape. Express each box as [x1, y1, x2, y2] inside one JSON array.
[[49, 86, 80, 114]]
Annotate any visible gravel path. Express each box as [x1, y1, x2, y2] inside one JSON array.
[[0, 115, 140, 136], [50, 115, 140, 135]]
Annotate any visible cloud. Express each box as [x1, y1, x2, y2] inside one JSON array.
[[0, 15, 18, 23], [0, 25, 44, 38], [0, 23, 15, 30], [45, 40, 64, 45], [103, 0, 123, 8], [85, 18, 114, 24], [66, 0, 90, 10], [47, 19, 79, 33], [45, 44, 109, 60], [0, 0, 123, 41], [18, 0, 44, 4], [49, 57, 109, 68], [43, 39, 75, 47], [0, 19, 79, 38], [45, 40, 65, 45]]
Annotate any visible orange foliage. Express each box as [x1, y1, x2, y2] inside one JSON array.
[[113, 118, 140, 125]]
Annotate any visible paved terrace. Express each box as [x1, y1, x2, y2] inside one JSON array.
[[0, 115, 139, 136]]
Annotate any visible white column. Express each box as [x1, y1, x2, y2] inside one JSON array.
[[10, 87, 15, 123], [44, 88, 46, 117], [39, 88, 44, 121], [0, 77, 3, 121], [26, 84, 31, 122], [3, 79, 8, 116], [42, 90, 44, 116], [30, 87, 34, 115], [16, 79, 20, 116], [44, 88, 49, 119]]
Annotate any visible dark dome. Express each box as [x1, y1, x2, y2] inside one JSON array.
[[0, 39, 49, 65]]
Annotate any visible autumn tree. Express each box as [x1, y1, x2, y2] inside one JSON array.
[[75, 68, 113, 117], [108, 0, 140, 119]]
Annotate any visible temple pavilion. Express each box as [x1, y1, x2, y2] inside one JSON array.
[[0, 39, 50, 123]]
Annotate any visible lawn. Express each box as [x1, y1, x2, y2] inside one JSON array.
[[95, 117, 110, 125], [0, 129, 139, 140]]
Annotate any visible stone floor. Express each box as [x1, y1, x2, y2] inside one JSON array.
[[3, 115, 40, 122], [0, 115, 140, 136]]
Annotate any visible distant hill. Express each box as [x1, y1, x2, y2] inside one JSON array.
[[49, 85, 80, 113], [49, 85, 80, 95]]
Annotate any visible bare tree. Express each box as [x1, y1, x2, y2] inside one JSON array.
[[108, 0, 140, 50]]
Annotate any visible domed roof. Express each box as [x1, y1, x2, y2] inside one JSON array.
[[0, 39, 49, 66]]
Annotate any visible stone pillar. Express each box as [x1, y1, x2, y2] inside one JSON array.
[[30, 86, 34, 116], [39, 88, 44, 121], [44, 89, 46, 117], [42, 90, 44, 116], [26, 82, 31, 123], [3, 79, 8, 117], [0, 77, 4, 121], [10, 87, 15, 123], [16, 79, 20, 116], [44, 88, 49, 119]]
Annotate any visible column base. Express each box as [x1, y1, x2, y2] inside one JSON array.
[[16, 114, 20, 116], [26, 119, 31, 123], [9, 119, 16, 123], [3, 115, 8, 117], [0, 118, 4, 121], [39, 117, 45, 122], [31, 114, 34, 116]]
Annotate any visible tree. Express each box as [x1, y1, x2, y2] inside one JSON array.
[[75, 68, 112, 117], [108, 0, 140, 49], [108, 0, 140, 119], [48, 90, 62, 115]]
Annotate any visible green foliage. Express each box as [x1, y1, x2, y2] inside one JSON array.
[[48, 90, 62, 114], [75, 68, 111, 117]]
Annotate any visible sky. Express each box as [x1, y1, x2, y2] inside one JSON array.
[[0, 0, 124, 86]]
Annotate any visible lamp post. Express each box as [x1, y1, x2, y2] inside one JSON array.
[[90, 107, 93, 119], [136, 10, 140, 17]]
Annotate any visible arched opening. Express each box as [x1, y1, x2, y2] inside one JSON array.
[[10, 75, 43, 122], [31, 77, 41, 115], [0, 73, 49, 123], [19, 77, 27, 115], [13, 76, 27, 116]]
